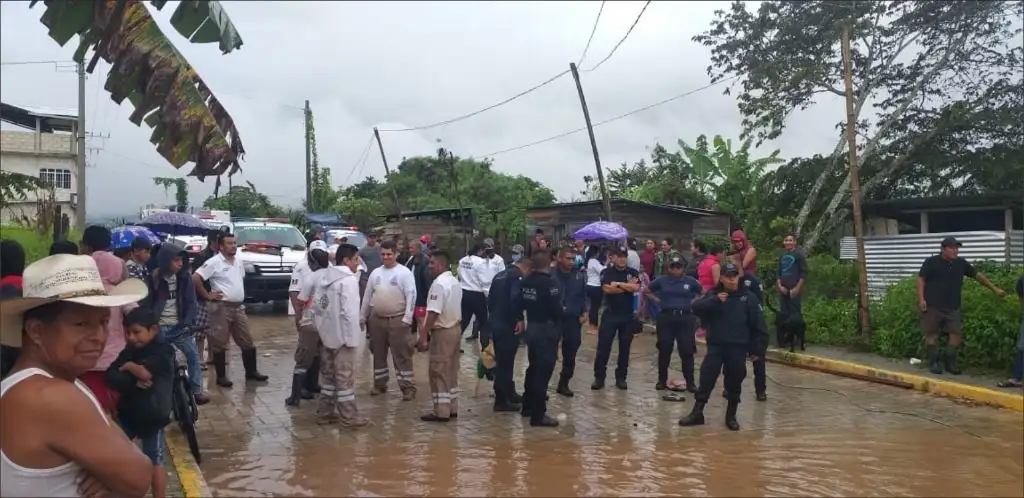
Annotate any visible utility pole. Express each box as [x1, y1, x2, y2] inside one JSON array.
[[841, 23, 872, 337], [304, 100, 312, 209], [569, 62, 612, 221], [372, 127, 406, 236], [75, 47, 87, 229]]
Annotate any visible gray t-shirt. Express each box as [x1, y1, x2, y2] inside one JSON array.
[[778, 249, 809, 289], [360, 244, 383, 273], [627, 250, 641, 272]]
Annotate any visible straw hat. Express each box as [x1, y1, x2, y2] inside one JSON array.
[[0, 254, 148, 347]]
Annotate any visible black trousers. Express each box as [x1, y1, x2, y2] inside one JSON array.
[[523, 322, 559, 422], [695, 343, 748, 403], [586, 286, 603, 326], [753, 357, 766, 394], [492, 325, 520, 406], [461, 290, 489, 344], [559, 315, 583, 383], [656, 310, 696, 385], [594, 312, 634, 382]]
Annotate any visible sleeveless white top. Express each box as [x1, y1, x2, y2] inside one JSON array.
[[1, 368, 110, 497]]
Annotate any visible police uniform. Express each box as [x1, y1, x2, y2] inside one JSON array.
[[680, 263, 768, 431], [553, 264, 587, 396], [519, 269, 562, 427], [592, 254, 641, 390], [487, 265, 525, 410], [647, 256, 702, 390]]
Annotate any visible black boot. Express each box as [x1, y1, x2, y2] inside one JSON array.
[[927, 344, 942, 374], [303, 357, 321, 399], [213, 352, 233, 388], [591, 379, 605, 390], [944, 347, 962, 375], [285, 373, 304, 407], [242, 349, 269, 382], [531, 415, 559, 427], [725, 401, 740, 431], [556, 378, 574, 397], [678, 401, 706, 427]]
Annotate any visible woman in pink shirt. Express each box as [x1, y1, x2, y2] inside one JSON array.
[[697, 245, 724, 292]]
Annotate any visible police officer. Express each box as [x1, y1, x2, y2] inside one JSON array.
[[645, 255, 702, 392], [519, 250, 562, 427], [488, 253, 533, 411], [592, 246, 641, 391], [722, 254, 769, 401], [552, 247, 587, 397], [680, 263, 769, 431]]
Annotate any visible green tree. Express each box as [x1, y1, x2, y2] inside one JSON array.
[[694, 0, 1023, 250], [303, 106, 337, 212], [152, 177, 188, 212], [203, 182, 283, 218], [0, 171, 46, 210]]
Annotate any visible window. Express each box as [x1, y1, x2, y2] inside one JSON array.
[[39, 168, 72, 189]]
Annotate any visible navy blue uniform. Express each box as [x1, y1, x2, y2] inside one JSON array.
[[691, 284, 769, 404], [519, 271, 562, 424], [487, 266, 524, 407], [553, 266, 587, 390], [594, 265, 641, 387], [742, 274, 769, 396], [648, 274, 702, 387]]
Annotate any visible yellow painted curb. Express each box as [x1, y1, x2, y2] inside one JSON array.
[[165, 427, 211, 498]]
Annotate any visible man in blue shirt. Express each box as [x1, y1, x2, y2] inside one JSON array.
[[646, 255, 702, 392], [487, 256, 534, 411], [552, 247, 588, 397]]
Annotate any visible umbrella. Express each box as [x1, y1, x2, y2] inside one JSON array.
[[573, 221, 628, 241], [138, 211, 210, 237], [110, 225, 162, 250]]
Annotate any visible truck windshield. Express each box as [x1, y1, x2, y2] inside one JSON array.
[[325, 231, 367, 249], [234, 225, 306, 248]]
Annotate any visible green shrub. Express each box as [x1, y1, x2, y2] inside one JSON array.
[[2, 225, 83, 264]]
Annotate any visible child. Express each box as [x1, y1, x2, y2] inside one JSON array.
[[105, 308, 176, 498]]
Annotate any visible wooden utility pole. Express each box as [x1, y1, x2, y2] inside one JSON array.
[[841, 24, 872, 336], [75, 47, 87, 229], [372, 127, 407, 236], [569, 62, 613, 221], [304, 100, 312, 208]]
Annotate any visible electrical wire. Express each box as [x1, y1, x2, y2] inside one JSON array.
[[576, 1, 606, 66], [474, 74, 740, 158], [0, 60, 69, 66], [581, 0, 651, 73], [375, 69, 572, 133], [341, 133, 376, 185]]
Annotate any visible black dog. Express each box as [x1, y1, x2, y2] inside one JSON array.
[[765, 293, 806, 352]]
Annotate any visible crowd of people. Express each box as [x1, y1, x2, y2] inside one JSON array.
[[0, 223, 1022, 496]]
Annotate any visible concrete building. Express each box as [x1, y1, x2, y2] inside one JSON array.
[[0, 102, 80, 228]]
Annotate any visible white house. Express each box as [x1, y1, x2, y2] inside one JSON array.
[[0, 102, 80, 228]]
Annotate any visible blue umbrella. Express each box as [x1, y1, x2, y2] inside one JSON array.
[[138, 211, 210, 237], [573, 221, 628, 241], [110, 225, 163, 250]]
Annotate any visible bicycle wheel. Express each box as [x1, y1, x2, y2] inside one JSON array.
[[172, 377, 202, 464], [181, 412, 202, 464]]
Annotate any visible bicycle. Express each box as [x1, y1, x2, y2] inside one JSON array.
[[170, 344, 201, 464]]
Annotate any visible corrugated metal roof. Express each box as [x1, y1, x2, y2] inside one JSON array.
[[525, 198, 729, 217], [0, 102, 77, 133]]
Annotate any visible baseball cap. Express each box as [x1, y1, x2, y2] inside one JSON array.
[[511, 244, 525, 255], [940, 236, 963, 248], [668, 255, 684, 267], [483, 237, 495, 249], [610, 245, 629, 257], [722, 263, 740, 276], [308, 240, 328, 252]]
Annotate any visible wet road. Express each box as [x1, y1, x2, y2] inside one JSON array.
[[197, 311, 1024, 497]]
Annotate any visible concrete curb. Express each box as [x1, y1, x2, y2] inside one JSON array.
[[165, 427, 211, 498]]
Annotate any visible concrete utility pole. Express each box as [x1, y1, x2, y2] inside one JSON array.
[[569, 62, 612, 221], [75, 49, 87, 229], [304, 100, 312, 208], [841, 23, 872, 336], [372, 127, 406, 236]]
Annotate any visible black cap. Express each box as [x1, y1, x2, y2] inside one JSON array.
[[722, 263, 740, 276], [940, 236, 963, 248], [668, 255, 684, 267]]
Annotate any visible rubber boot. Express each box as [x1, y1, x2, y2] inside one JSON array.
[[242, 349, 269, 382], [285, 373, 304, 407], [927, 344, 942, 374], [725, 401, 740, 431], [678, 401, 706, 427], [213, 352, 232, 388], [303, 356, 321, 399], [944, 347, 962, 375]]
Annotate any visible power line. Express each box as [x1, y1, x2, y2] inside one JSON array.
[[376, 69, 572, 132], [474, 75, 740, 158], [341, 133, 375, 185], [576, 1, 606, 66], [0, 60, 70, 66], [582, 0, 651, 73]]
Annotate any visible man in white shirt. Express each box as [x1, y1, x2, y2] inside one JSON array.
[[360, 240, 418, 400], [416, 250, 463, 422], [300, 243, 369, 428], [475, 238, 506, 348], [458, 243, 488, 344], [285, 240, 329, 407], [192, 231, 268, 388]]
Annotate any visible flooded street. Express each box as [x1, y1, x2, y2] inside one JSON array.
[[197, 311, 1024, 497]]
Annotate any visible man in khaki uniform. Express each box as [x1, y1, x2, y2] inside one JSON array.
[[417, 250, 463, 422], [361, 240, 418, 400]]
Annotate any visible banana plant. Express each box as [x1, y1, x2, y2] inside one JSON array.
[[29, 0, 245, 190]]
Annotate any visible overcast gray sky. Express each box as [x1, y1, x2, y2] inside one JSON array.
[[1, 1, 844, 220]]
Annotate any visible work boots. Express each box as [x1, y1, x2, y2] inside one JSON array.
[[678, 401, 706, 427], [212, 352, 232, 388], [927, 344, 943, 374], [303, 357, 322, 399], [285, 373, 304, 407], [242, 349, 269, 382], [725, 401, 740, 431], [944, 347, 962, 375], [556, 377, 575, 397]]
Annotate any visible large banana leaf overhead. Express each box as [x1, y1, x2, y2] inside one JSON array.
[[29, 0, 246, 184]]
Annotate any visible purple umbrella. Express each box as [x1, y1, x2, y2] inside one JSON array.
[[110, 225, 162, 250], [573, 221, 628, 241], [138, 211, 210, 237]]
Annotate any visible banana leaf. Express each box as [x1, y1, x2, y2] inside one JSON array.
[[150, 0, 243, 54], [30, 0, 244, 182]]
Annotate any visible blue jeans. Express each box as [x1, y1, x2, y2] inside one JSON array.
[[119, 415, 165, 466], [159, 325, 203, 395], [1012, 349, 1023, 381]]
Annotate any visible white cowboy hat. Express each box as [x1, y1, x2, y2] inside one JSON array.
[[0, 254, 148, 347]]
